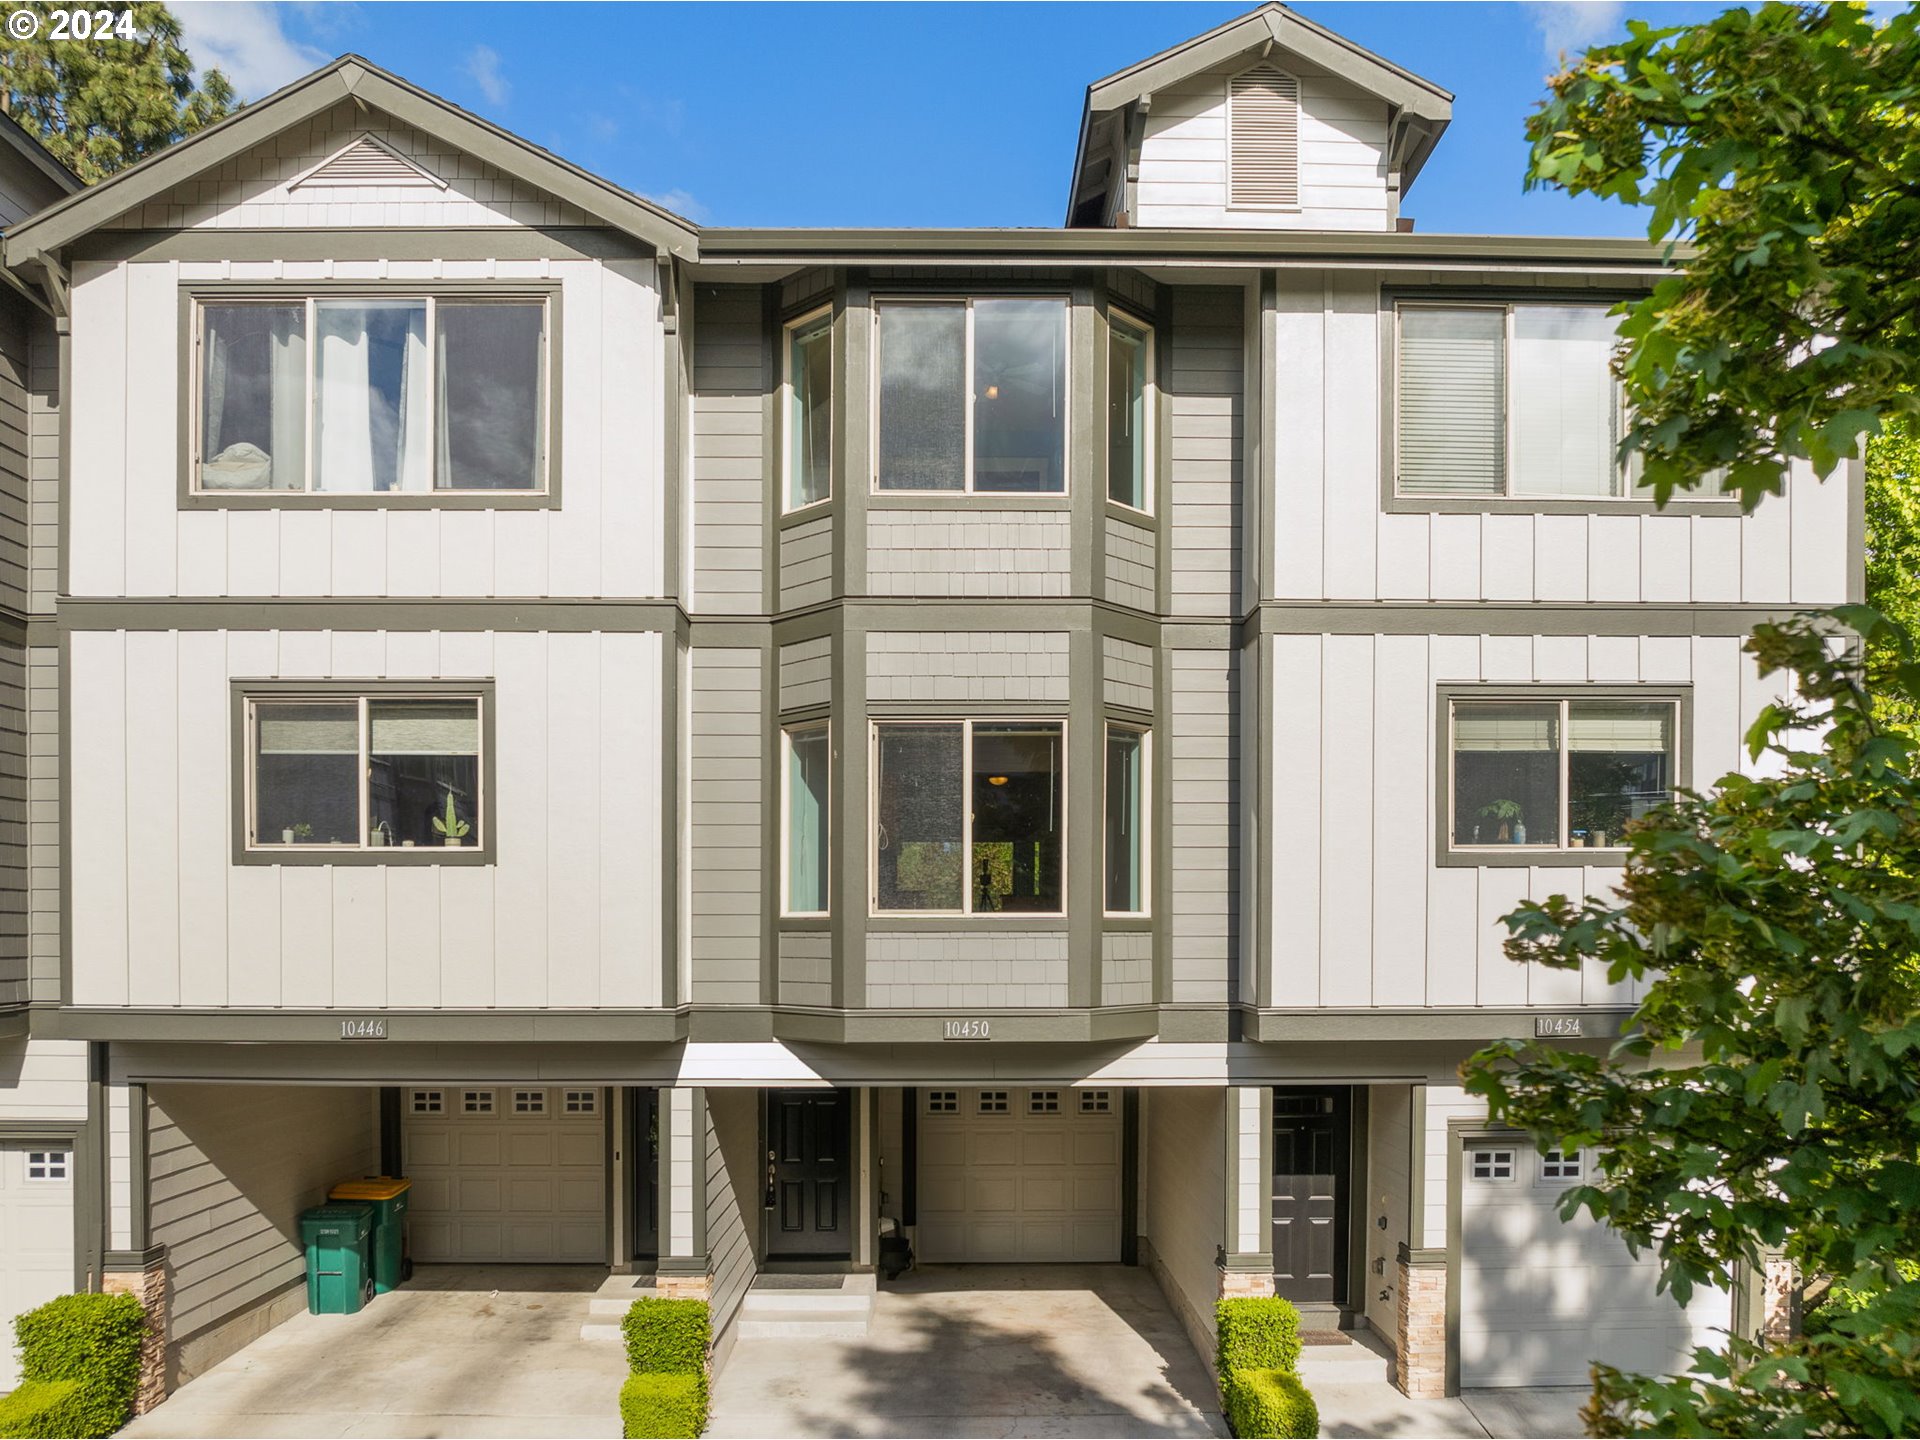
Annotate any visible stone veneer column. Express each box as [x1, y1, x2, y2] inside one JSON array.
[[1760, 1254, 1799, 1343], [1395, 1248, 1447, 1399], [101, 1253, 169, 1414]]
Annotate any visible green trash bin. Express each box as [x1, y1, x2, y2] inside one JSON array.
[[330, 1177, 411, 1295], [300, 1202, 374, 1315]]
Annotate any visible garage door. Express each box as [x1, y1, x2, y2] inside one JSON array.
[[0, 1143, 75, 1391], [404, 1087, 605, 1263], [1461, 1142, 1728, 1387], [917, 1088, 1121, 1263]]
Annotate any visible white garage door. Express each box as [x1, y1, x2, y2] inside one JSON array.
[[404, 1088, 605, 1264], [1461, 1142, 1728, 1387], [0, 1143, 75, 1391], [918, 1088, 1121, 1263]]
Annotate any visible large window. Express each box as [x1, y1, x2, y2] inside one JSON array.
[[1396, 302, 1717, 502], [783, 725, 831, 915], [1449, 696, 1677, 854], [875, 298, 1067, 494], [195, 295, 549, 495], [1104, 725, 1148, 914], [1106, 312, 1152, 511], [247, 692, 484, 853], [785, 309, 832, 510], [872, 720, 1064, 914]]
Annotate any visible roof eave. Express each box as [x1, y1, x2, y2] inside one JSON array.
[[0, 112, 82, 199]]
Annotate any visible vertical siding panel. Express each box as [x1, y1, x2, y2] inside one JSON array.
[[1526, 866, 1585, 1007], [278, 513, 330, 595], [176, 514, 228, 598], [1427, 633, 1480, 1004], [1268, 635, 1321, 1006], [1533, 515, 1588, 602], [225, 511, 278, 597], [383, 867, 440, 1007], [69, 266, 126, 596], [1789, 464, 1850, 604], [70, 632, 129, 1003], [276, 629, 329, 678], [225, 632, 281, 1006], [175, 631, 228, 1007], [1481, 634, 1532, 683], [436, 629, 494, 681], [1479, 514, 1533, 601], [1588, 515, 1641, 602], [124, 633, 180, 1006], [1371, 634, 1428, 1006], [1533, 635, 1586, 684], [329, 629, 383, 677], [1474, 867, 1530, 1006], [1641, 516, 1691, 603], [1320, 278, 1375, 600], [546, 631, 600, 1006], [1689, 515, 1742, 603], [601, 260, 656, 597], [492, 633, 548, 1007], [1318, 634, 1373, 1006], [493, 508, 550, 597], [383, 510, 438, 597], [123, 262, 179, 595], [1640, 635, 1691, 685], [331, 867, 386, 1008], [599, 633, 655, 1006], [1270, 276, 1325, 599], [1428, 514, 1480, 602], [438, 866, 494, 1006], [549, 264, 602, 599], [330, 511, 386, 596], [1376, 513, 1429, 600], [1588, 635, 1639, 683], [1740, 489, 1792, 603], [278, 867, 333, 1007], [1690, 636, 1742, 786], [1580, 865, 1634, 1006], [382, 630, 436, 679], [437, 510, 494, 596]]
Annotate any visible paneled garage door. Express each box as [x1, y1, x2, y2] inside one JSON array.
[[0, 1143, 74, 1391], [1461, 1142, 1729, 1387], [404, 1087, 605, 1263], [917, 1088, 1121, 1263]]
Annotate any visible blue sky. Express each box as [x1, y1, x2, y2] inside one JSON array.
[[173, 2, 1741, 236]]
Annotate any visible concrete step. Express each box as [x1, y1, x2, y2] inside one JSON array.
[[736, 1304, 872, 1339], [590, 1296, 649, 1317], [740, 1289, 872, 1316]]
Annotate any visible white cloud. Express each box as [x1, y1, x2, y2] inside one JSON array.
[[174, 1, 329, 100], [643, 188, 708, 223], [1523, 1, 1628, 66], [464, 45, 510, 107]]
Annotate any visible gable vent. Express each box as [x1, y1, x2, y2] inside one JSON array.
[[1228, 64, 1300, 210], [292, 134, 447, 190]]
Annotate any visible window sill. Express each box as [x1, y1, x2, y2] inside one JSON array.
[[1435, 848, 1626, 869], [778, 499, 837, 529], [185, 491, 558, 512], [867, 492, 1070, 511], [866, 914, 1069, 930], [1385, 494, 1741, 517], [1104, 501, 1155, 527], [234, 846, 494, 867]]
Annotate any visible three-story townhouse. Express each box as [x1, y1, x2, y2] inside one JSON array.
[[0, 2, 1859, 1416]]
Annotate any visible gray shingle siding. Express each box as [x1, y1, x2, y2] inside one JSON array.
[[866, 931, 1069, 1008], [865, 631, 1069, 704], [777, 636, 832, 712], [779, 514, 834, 610], [1170, 647, 1236, 1003], [690, 647, 764, 1003], [1105, 515, 1156, 611], [1102, 931, 1154, 1005], [1168, 289, 1242, 617], [1102, 636, 1154, 712], [693, 287, 767, 615], [866, 511, 1070, 598], [0, 303, 30, 614]]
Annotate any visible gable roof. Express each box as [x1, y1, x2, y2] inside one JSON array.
[[0, 109, 82, 208], [1, 54, 698, 266], [1066, 2, 1453, 226]]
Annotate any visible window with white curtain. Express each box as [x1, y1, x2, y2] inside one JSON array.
[[783, 724, 831, 915], [1449, 695, 1677, 853], [1398, 302, 1643, 500], [195, 295, 548, 495], [248, 692, 484, 852]]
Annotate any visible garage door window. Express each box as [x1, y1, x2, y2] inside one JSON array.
[[978, 1091, 1009, 1114], [1028, 1091, 1061, 1114], [513, 1090, 546, 1114], [1079, 1091, 1112, 1114], [1540, 1149, 1583, 1181], [1470, 1147, 1516, 1181], [25, 1152, 67, 1182], [925, 1091, 959, 1114], [411, 1090, 444, 1113], [463, 1090, 495, 1114], [564, 1091, 598, 1114]]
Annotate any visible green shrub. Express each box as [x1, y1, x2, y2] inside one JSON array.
[[1222, 1368, 1318, 1440], [8, 1293, 146, 1439], [1216, 1296, 1303, 1376], [620, 1372, 706, 1440], [622, 1297, 710, 1376]]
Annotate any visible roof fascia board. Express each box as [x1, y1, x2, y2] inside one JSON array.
[[0, 113, 81, 197]]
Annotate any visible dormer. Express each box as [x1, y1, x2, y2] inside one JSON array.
[[1066, 2, 1451, 231]]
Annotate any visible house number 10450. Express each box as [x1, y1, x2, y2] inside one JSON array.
[[942, 1019, 990, 1040]]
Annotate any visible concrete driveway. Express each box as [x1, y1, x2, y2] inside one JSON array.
[[707, 1264, 1227, 1439], [121, 1265, 628, 1439]]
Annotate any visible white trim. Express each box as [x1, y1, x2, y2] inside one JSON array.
[[1105, 307, 1156, 515], [1102, 721, 1152, 918], [779, 721, 832, 918], [781, 305, 834, 514]]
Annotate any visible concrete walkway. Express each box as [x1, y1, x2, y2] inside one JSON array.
[[1294, 1329, 1587, 1439], [121, 1265, 627, 1439], [707, 1264, 1227, 1438]]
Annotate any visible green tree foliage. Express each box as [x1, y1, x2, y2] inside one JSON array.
[[1524, 3, 1919, 506], [0, 2, 236, 183], [1463, 609, 1920, 1435], [1866, 419, 1920, 737]]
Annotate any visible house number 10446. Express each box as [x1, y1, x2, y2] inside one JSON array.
[[340, 1018, 387, 1040], [942, 1019, 990, 1041]]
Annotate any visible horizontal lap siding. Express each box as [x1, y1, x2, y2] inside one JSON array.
[[27, 647, 56, 1001], [777, 637, 832, 712], [1170, 290, 1242, 617], [1267, 630, 1759, 1011], [0, 641, 23, 1001], [1171, 649, 1235, 1004], [0, 1038, 87, 1122], [705, 1090, 758, 1341], [0, 303, 31, 614], [1142, 1087, 1226, 1353], [779, 515, 833, 609], [776, 932, 831, 1007], [694, 288, 767, 616], [67, 628, 662, 1009], [691, 648, 764, 1004], [149, 1084, 375, 1362], [68, 254, 663, 601]]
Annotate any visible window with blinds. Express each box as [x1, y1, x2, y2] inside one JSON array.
[[1398, 302, 1642, 500], [1228, 65, 1300, 210], [1450, 695, 1678, 853]]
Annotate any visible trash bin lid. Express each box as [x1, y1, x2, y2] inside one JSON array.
[[331, 1177, 411, 1200], [300, 1201, 373, 1234]]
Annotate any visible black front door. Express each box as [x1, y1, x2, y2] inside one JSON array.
[[1271, 1087, 1350, 1304], [764, 1088, 850, 1259]]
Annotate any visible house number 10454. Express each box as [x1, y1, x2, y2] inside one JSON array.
[[942, 1019, 990, 1041]]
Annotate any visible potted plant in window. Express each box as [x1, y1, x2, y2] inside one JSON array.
[[282, 822, 313, 845], [1476, 798, 1525, 844], [432, 794, 471, 848]]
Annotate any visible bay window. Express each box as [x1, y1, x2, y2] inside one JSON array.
[[1448, 694, 1678, 855], [785, 309, 832, 510], [783, 725, 831, 915], [875, 298, 1067, 494], [1104, 725, 1148, 914], [246, 691, 485, 855], [195, 294, 549, 495], [1106, 311, 1152, 511], [872, 720, 1064, 914]]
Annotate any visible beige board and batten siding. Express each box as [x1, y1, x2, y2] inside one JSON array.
[[692, 287, 767, 616], [1135, 61, 1390, 231], [866, 932, 1069, 1009], [690, 647, 763, 1005], [1270, 271, 1854, 606], [65, 251, 664, 601], [704, 1090, 760, 1347], [865, 631, 1070, 705], [865, 511, 1070, 598], [1141, 1087, 1228, 1363], [66, 628, 664, 1008], [1169, 289, 1242, 617], [1265, 629, 1770, 1010], [148, 1083, 376, 1381]]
